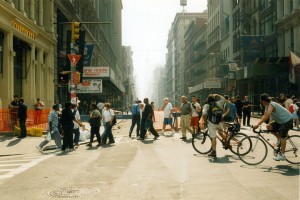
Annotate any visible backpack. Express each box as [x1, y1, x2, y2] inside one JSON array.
[[208, 101, 223, 124]]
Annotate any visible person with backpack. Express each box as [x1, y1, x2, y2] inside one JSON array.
[[129, 100, 141, 138], [201, 94, 225, 157]]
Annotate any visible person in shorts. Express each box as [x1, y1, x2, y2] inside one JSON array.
[[160, 98, 175, 135], [253, 93, 293, 161]]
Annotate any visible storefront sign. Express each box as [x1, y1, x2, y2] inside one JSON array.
[[75, 79, 102, 93], [82, 67, 109, 77], [203, 80, 221, 88], [11, 19, 36, 39]]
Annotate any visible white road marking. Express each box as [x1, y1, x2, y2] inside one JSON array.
[[0, 154, 54, 183]]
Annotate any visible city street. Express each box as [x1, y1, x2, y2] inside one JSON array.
[[0, 118, 299, 200]]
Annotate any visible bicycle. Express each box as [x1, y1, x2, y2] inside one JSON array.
[[237, 127, 300, 165], [192, 122, 252, 156]]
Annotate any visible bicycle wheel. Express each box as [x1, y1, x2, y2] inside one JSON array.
[[228, 132, 252, 155], [238, 136, 268, 165], [192, 131, 212, 154], [285, 135, 300, 164]]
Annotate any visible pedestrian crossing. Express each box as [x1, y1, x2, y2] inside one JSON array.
[[0, 154, 54, 184]]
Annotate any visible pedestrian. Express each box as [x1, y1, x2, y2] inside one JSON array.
[[34, 98, 44, 124], [289, 99, 299, 130], [222, 95, 232, 130], [229, 97, 239, 123], [234, 95, 243, 124], [139, 98, 159, 140], [36, 104, 62, 152], [17, 98, 27, 139], [61, 102, 82, 152], [101, 103, 115, 144], [191, 96, 201, 135], [179, 96, 193, 140], [87, 103, 102, 147], [242, 96, 252, 126], [285, 94, 293, 110], [201, 94, 225, 157], [160, 97, 175, 135], [97, 100, 104, 113], [71, 103, 81, 148], [129, 100, 141, 138], [278, 93, 286, 107], [78, 100, 88, 115], [9, 94, 20, 131], [151, 101, 156, 122]]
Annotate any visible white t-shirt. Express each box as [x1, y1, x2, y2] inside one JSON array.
[[164, 103, 173, 118], [72, 109, 81, 129], [191, 102, 201, 117], [293, 104, 299, 114], [102, 109, 115, 122]]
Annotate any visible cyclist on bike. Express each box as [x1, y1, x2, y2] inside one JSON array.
[[253, 93, 293, 161], [202, 94, 225, 157]]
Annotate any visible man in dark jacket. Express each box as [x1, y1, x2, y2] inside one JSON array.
[[60, 102, 82, 151], [17, 98, 27, 139]]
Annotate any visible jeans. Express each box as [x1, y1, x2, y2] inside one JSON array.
[[19, 119, 27, 137], [73, 128, 80, 145], [129, 115, 140, 134], [101, 122, 114, 144], [90, 125, 101, 144], [39, 130, 62, 149], [243, 111, 251, 126]]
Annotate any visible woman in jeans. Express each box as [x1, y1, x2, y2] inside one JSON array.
[[87, 103, 102, 147], [101, 103, 115, 144]]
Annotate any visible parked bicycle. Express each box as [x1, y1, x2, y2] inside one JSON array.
[[237, 127, 300, 165], [192, 122, 251, 156]]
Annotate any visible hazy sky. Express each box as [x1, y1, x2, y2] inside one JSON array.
[[122, 0, 207, 99]]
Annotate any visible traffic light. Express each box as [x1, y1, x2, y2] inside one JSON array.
[[71, 21, 80, 43]]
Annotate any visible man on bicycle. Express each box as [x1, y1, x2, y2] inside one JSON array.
[[202, 94, 225, 157], [253, 93, 293, 161]]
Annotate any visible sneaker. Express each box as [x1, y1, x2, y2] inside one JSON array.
[[180, 137, 187, 140], [208, 150, 216, 157], [154, 135, 159, 140], [273, 154, 286, 161], [36, 145, 43, 153], [171, 129, 175, 134]]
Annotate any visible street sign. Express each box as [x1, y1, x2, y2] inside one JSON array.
[[72, 72, 81, 84], [68, 54, 81, 66]]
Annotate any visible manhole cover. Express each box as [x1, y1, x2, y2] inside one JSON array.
[[48, 186, 100, 198]]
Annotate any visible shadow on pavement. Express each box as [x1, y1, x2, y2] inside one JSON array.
[[240, 164, 300, 176], [208, 155, 237, 164], [6, 138, 21, 147], [140, 140, 154, 144]]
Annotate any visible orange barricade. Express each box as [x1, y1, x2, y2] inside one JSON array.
[[0, 108, 50, 133]]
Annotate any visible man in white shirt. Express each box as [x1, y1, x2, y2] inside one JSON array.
[[160, 98, 175, 135], [72, 104, 81, 148], [191, 96, 201, 135]]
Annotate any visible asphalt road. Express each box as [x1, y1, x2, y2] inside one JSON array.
[[0, 119, 299, 200]]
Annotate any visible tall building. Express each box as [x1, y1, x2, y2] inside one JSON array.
[[122, 46, 135, 110], [165, 12, 206, 106], [55, 0, 124, 109], [0, 0, 56, 108]]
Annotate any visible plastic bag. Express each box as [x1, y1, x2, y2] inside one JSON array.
[[46, 131, 52, 141]]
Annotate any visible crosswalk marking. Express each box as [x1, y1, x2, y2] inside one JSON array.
[[0, 154, 54, 183]]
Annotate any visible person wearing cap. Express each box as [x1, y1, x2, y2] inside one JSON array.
[[34, 98, 44, 124], [17, 98, 27, 138], [253, 93, 293, 161], [36, 104, 62, 152], [9, 94, 20, 131]]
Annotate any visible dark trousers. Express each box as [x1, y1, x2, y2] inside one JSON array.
[[73, 128, 80, 145], [90, 125, 101, 144], [129, 115, 140, 135], [19, 119, 27, 137], [140, 119, 159, 139], [140, 119, 146, 139], [62, 128, 74, 150], [243, 111, 251, 126]]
